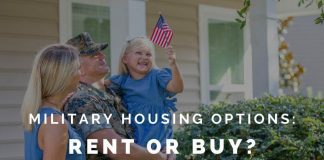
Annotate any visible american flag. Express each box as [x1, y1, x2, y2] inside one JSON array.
[[150, 15, 173, 48]]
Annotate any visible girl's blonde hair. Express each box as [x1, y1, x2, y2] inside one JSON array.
[[118, 37, 156, 74], [21, 44, 80, 131]]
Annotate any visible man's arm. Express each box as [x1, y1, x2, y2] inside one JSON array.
[[65, 86, 165, 159], [87, 128, 166, 160]]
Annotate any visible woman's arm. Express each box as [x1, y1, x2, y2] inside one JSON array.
[[38, 115, 68, 160]]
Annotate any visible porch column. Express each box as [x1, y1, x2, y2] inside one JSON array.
[[110, 0, 146, 74], [250, 0, 279, 97]]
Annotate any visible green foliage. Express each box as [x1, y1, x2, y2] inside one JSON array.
[[175, 96, 324, 160], [236, 0, 250, 29], [237, 0, 324, 28]]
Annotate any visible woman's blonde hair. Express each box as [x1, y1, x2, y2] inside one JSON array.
[[21, 44, 80, 131], [118, 37, 156, 74]]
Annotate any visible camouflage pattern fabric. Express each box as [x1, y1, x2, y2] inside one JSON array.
[[66, 32, 108, 56], [64, 82, 133, 160]]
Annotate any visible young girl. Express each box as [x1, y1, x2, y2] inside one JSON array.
[[107, 37, 183, 149]]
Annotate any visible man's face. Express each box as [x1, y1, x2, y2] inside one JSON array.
[[80, 51, 110, 79]]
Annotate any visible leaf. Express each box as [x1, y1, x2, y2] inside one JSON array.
[[314, 17, 322, 24], [237, 11, 244, 18], [318, 1, 323, 9], [240, 20, 246, 29], [246, 0, 251, 6], [298, 0, 305, 7], [305, 0, 313, 8], [235, 18, 243, 23], [243, 0, 249, 6], [241, 6, 249, 14]]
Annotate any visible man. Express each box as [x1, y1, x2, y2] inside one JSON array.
[[64, 32, 166, 160]]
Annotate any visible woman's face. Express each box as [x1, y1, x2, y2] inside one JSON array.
[[123, 46, 153, 76]]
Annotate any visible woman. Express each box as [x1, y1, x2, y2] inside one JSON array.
[[21, 44, 85, 160]]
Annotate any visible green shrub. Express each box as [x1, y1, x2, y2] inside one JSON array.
[[175, 96, 323, 160]]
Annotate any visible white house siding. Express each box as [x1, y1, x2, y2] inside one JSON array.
[[284, 15, 324, 96], [0, 0, 59, 159], [146, 0, 242, 112]]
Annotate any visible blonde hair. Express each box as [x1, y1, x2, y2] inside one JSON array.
[[21, 44, 80, 131], [118, 37, 156, 74]]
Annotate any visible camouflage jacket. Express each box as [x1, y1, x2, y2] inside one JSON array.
[[64, 82, 133, 160]]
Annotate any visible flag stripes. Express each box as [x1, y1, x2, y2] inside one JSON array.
[[150, 15, 173, 48]]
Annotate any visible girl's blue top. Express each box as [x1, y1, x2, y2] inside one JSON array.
[[24, 107, 85, 160], [109, 68, 177, 148]]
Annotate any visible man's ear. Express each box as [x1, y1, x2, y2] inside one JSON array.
[[79, 58, 86, 76], [80, 68, 86, 76]]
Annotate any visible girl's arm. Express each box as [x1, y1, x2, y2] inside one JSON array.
[[166, 46, 184, 93]]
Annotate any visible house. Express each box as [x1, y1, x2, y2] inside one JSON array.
[[0, 0, 322, 159]]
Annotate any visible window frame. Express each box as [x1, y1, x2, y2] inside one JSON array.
[[59, 0, 110, 43], [199, 5, 253, 104]]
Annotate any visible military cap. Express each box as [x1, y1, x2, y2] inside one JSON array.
[[66, 32, 108, 56]]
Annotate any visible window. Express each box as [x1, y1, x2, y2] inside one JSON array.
[[199, 5, 252, 104], [60, 0, 111, 66]]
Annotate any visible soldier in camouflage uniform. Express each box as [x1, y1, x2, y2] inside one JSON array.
[[64, 32, 166, 160]]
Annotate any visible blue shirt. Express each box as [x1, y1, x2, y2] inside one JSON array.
[[109, 68, 177, 148], [24, 107, 85, 160]]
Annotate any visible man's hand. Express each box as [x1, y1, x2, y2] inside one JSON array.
[[161, 147, 176, 160], [104, 79, 112, 86], [87, 128, 167, 160], [167, 152, 176, 160]]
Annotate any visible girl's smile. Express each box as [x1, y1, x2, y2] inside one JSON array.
[[123, 46, 153, 79]]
